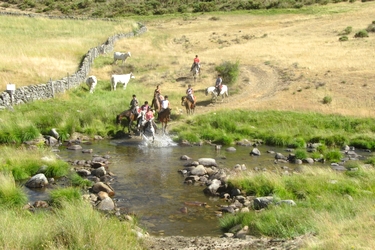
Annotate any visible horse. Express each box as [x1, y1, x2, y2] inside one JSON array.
[[181, 96, 195, 115], [151, 93, 163, 113], [116, 108, 139, 133], [205, 85, 229, 102], [191, 63, 200, 82], [157, 108, 171, 135], [137, 110, 156, 142]]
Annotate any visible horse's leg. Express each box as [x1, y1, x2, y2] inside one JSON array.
[[164, 122, 168, 135]]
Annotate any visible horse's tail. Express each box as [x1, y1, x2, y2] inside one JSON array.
[[205, 88, 208, 96], [116, 115, 120, 124], [111, 76, 114, 91]]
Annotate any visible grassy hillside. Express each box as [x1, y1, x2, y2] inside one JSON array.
[[0, 0, 362, 17]]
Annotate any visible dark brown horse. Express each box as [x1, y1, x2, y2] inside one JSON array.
[[181, 96, 195, 115], [116, 109, 138, 133], [157, 108, 171, 134]]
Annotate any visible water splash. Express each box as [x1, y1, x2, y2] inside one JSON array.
[[141, 133, 177, 148]]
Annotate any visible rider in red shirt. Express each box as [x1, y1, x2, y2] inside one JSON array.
[[191, 55, 200, 72]]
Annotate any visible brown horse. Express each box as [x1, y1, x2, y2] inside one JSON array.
[[151, 93, 162, 113], [116, 108, 138, 133], [157, 108, 171, 134], [181, 96, 195, 115]]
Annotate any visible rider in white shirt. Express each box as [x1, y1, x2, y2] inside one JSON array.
[[160, 95, 171, 120], [186, 84, 195, 103]]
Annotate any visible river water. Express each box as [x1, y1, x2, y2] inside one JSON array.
[[25, 134, 360, 237]]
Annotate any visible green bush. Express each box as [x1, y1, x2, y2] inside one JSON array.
[[339, 26, 352, 35], [339, 36, 349, 41], [354, 30, 369, 38], [215, 60, 240, 86], [366, 22, 375, 32], [322, 96, 332, 104]]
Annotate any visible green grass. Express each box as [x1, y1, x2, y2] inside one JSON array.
[[0, 172, 27, 209], [222, 165, 375, 245], [172, 110, 375, 151], [0, 200, 144, 249]]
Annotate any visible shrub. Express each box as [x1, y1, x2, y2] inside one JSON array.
[[354, 30, 369, 38], [322, 96, 332, 104], [215, 61, 240, 86], [339, 26, 352, 35], [366, 22, 375, 32], [339, 36, 349, 41]]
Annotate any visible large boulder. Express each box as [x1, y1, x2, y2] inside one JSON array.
[[25, 173, 48, 188], [198, 158, 218, 167]]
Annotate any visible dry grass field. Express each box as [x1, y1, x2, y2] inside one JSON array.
[[1, 3, 374, 119], [87, 2, 375, 119]]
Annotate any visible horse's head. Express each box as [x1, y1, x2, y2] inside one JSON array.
[[181, 96, 186, 105]]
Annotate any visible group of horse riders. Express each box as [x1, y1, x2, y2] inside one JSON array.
[[128, 55, 222, 120], [129, 84, 171, 123]]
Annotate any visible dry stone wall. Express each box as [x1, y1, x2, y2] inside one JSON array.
[[0, 12, 147, 110]]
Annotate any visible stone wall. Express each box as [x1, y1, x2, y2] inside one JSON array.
[[0, 12, 147, 110]]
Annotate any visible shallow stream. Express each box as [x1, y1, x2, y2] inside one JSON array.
[[24, 134, 366, 237]]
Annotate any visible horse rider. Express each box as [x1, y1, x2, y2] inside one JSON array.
[[145, 107, 157, 129], [130, 94, 139, 115], [154, 85, 163, 102], [215, 74, 223, 95], [145, 107, 154, 122], [141, 101, 149, 112], [186, 84, 195, 104], [191, 55, 200, 72], [160, 95, 171, 120]]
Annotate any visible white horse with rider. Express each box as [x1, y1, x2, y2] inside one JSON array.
[[205, 85, 229, 102]]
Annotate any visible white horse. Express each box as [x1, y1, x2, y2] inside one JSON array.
[[137, 110, 156, 142], [113, 51, 131, 65], [111, 73, 135, 91], [205, 85, 229, 102], [86, 75, 97, 93], [191, 63, 200, 82]]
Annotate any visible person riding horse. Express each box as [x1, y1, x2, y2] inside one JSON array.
[[215, 74, 222, 95], [191, 55, 200, 73], [160, 95, 171, 121], [186, 84, 195, 104], [130, 94, 139, 115]]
